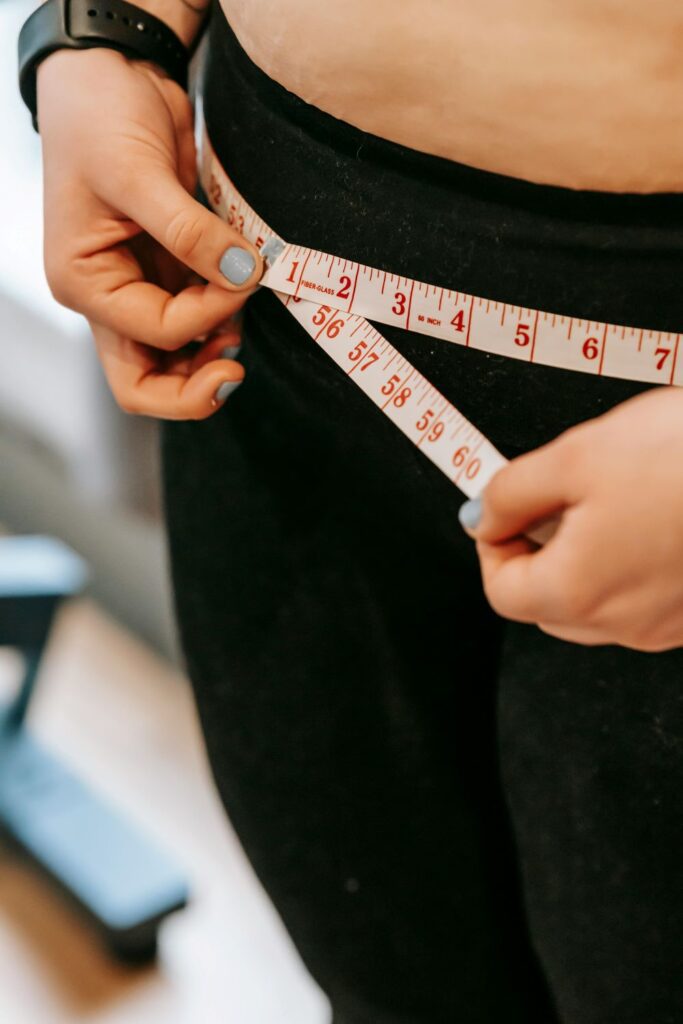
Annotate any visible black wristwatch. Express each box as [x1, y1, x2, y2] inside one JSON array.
[[18, 0, 194, 131]]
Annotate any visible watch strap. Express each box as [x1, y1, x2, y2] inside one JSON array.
[[18, 0, 189, 130]]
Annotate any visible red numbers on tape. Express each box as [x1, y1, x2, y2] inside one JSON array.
[[209, 172, 222, 208], [656, 346, 671, 370], [416, 411, 446, 443], [202, 114, 683, 399], [583, 337, 599, 360], [380, 375, 414, 409], [451, 309, 466, 332], [196, 112, 564, 498], [416, 409, 435, 432], [515, 323, 530, 346], [393, 292, 407, 316], [381, 374, 401, 397], [286, 261, 299, 284], [226, 202, 245, 234], [393, 387, 412, 408], [358, 352, 379, 372], [311, 305, 328, 326], [452, 446, 481, 480]]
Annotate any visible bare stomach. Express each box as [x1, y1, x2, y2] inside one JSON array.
[[218, 0, 683, 193]]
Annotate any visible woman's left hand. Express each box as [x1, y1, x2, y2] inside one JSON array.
[[460, 386, 683, 651]]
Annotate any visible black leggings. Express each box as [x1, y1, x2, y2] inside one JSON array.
[[161, 8, 683, 1022]]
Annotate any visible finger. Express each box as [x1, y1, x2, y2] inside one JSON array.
[[44, 184, 257, 348], [475, 537, 550, 623], [127, 230, 189, 295], [77, 246, 256, 350], [91, 323, 244, 420], [160, 79, 198, 196], [536, 621, 610, 646], [170, 329, 242, 375], [475, 498, 599, 624], [103, 164, 264, 294], [470, 436, 579, 544], [192, 308, 242, 341], [189, 330, 242, 370]]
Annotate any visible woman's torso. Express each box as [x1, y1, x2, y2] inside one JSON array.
[[219, 0, 683, 193]]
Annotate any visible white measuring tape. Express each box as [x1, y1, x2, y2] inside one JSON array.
[[195, 96, 680, 545]]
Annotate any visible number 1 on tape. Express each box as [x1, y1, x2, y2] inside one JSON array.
[[195, 96, 617, 545]]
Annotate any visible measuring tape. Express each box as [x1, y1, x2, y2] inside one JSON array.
[[195, 96, 680, 546]]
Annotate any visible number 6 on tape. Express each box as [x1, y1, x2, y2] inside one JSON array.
[[196, 99, 583, 546]]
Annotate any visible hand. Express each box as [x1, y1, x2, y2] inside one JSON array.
[[459, 386, 683, 652], [36, 47, 263, 418], [89, 315, 246, 419]]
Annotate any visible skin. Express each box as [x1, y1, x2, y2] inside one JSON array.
[[222, 0, 683, 192], [461, 387, 683, 652], [37, 43, 260, 419], [34, 1, 683, 650]]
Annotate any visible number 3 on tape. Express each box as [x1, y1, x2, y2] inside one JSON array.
[[195, 96, 674, 546]]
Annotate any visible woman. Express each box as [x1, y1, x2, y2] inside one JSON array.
[[31, 0, 683, 1020]]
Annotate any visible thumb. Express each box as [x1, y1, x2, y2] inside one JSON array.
[[119, 166, 264, 292], [460, 440, 573, 543]]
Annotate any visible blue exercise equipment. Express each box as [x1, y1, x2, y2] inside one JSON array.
[[0, 535, 189, 963]]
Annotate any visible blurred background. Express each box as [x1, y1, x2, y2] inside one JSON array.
[[0, 1, 328, 1020]]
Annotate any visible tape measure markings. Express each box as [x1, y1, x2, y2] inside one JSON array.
[[275, 274, 504, 495], [197, 113, 525, 506], [195, 96, 677, 542], [261, 242, 683, 388]]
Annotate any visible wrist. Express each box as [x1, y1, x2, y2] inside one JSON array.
[[36, 44, 166, 93], [18, 0, 193, 129]]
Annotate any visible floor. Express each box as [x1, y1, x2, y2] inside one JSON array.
[[0, 598, 330, 1024]]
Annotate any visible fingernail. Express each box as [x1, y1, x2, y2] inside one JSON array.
[[458, 497, 482, 530], [214, 379, 242, 403], [221, 345, 241, 360], [219, 246, 256, 285]]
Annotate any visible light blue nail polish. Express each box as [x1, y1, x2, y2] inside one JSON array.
[[221, 345, 241, 360], [458, 497, 482, 530], [219, 246, 256, 285], [214, 379, 241, 403]]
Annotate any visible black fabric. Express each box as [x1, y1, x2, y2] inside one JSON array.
[[161, 8, 683, 1023]]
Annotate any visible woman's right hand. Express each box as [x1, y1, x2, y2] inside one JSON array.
[[36, 45, 264, 419]]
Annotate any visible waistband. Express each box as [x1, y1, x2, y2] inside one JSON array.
[[200, 4, 683, 339]]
